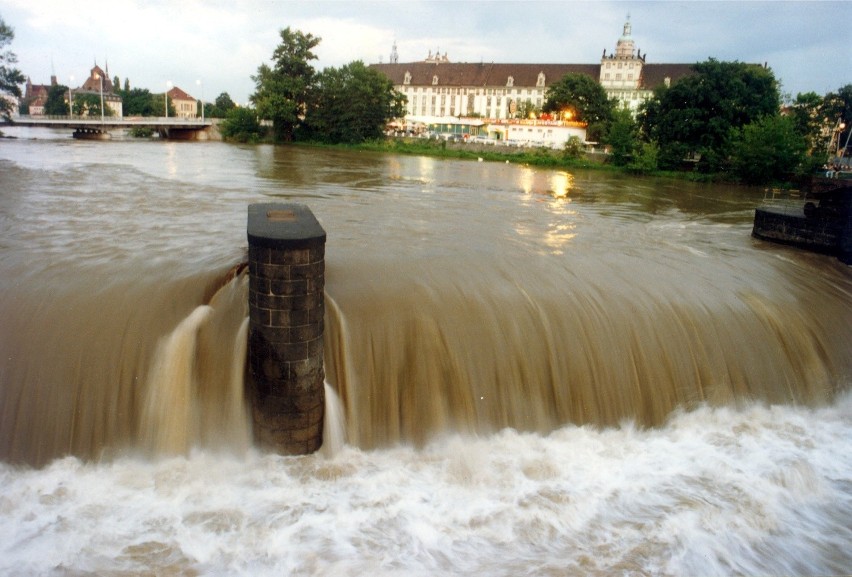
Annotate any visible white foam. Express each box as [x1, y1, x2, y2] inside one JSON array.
[[1, 394, 850, 576]]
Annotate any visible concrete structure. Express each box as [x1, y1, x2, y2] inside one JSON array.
[[247, 203, 326, 454], [370, 17, 694, 123], [9, 115, 216, 140]]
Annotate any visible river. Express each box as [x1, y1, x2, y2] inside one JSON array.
[[1, 127, 850, 575]]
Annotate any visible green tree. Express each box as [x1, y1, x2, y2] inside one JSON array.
[[118, 87, 158, 116], [303, 60, 406, 144], [219, 106, 262, 142], [638, 59, 780, 172], [543, 72, 614, 141], [72, 92, 114, 117], [123, 78, 130, 92], [44, 84, 70, 115], [787, 91, 824, 153], [0, 16, 25, 121], [606, 107, 639, 166], [113, 75, 120, 92], [729, 114, 807, 184], [251, 27, 320, 141], [561, 135, 584, 159], [628, 141, 660, 174], [206, 91, 236, 118], [514, 99, 539, 120]]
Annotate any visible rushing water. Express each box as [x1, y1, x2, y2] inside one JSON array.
[[1, 127, 850, 575]]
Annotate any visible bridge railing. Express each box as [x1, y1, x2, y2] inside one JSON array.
[[10, 115, 214, 127]]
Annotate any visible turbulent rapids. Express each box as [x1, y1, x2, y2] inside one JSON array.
[[0, 134, 850, 575]]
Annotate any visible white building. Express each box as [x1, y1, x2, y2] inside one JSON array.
[[371, 18, 694, 124]]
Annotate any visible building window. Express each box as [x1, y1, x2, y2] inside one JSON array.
[[404, 71, 411, 85], [432, 75, 439, 85], [507, 76, 514, 87], [536, 72, 546, 87]]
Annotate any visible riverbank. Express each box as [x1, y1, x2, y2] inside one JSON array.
[[291, 137, 779, 187]]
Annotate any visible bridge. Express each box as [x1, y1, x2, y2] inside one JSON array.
[[6, 115, 217, 140]]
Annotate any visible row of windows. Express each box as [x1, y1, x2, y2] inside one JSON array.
[[603, 61, 639, 69], [603, 73, 635, 81], [400, 86, 544, 97], [404, 72, 547, 87]]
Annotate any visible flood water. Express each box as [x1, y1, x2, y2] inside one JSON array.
[[1, 127, 850, 575]]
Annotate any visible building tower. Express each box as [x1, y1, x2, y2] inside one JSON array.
[[599, 14, 646, 113], [390, 41, 399, 64]]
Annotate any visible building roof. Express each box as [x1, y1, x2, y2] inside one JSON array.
[[371, 61, 696, 91], [167, 86, 195, 101], [640, 64, 697, 90]]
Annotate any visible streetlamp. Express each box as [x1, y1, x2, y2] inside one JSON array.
[[68, 75, 74, 117], [165, 81, 172, 118], [196, 79, 204, 122], [94, 72, 104, 124]]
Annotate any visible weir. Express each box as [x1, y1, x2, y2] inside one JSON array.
[[247, 203, 327, 454]]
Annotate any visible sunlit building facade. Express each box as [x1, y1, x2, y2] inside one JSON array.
[[371, 18, 694, 123]]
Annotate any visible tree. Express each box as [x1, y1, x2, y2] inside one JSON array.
[[543, 73, 614, 141], [514, 99, 539, 120], [251, 27, 320, 141], [219, 106, 262, 142], [118, 87, 158, 116], [729, 115, 807, 184], [606, 107, 639, 166], [44, 84, 70, 115], [113, 76, 120, 93], [303, 60, 406, 144], [71, 92, 113, 117], [206, 92, 237, 118], [0, 16, 25, 121], [638, 59, 780, 172], [787, 91, 825, 154]]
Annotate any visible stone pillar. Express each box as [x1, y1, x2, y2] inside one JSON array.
[[247, 203, 326, 454]]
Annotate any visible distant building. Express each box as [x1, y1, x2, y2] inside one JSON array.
[[166, 86, 197, 118], [370, 17, 695, 124], [23, 76, 55, 115], [75, 64, 123, 117]]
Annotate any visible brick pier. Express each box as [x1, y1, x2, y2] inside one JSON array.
[[247, 203, 326, 454]]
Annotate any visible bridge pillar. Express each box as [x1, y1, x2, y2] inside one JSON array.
[[247, 203, 326, 454]]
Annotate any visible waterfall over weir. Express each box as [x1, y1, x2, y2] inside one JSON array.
[[3, 247, 849, 467]]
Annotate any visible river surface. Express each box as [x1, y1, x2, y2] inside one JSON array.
[[1, 127, 850, 575]]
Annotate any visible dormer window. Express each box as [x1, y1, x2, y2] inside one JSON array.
[[506, 76, 514, 87], [536, 72, 545, 87], [432, 75, 439, 85], [403, 71, 411, 85]]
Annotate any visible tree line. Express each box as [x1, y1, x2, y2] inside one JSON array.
[[219, 27, 404, 144], [542, 61, 851, 184]]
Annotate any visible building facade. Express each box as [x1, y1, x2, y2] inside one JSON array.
[[371, 18, 694, 124], [167, 86, 197, 118]]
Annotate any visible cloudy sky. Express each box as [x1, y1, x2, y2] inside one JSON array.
[[2, 0, 849, 105]]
